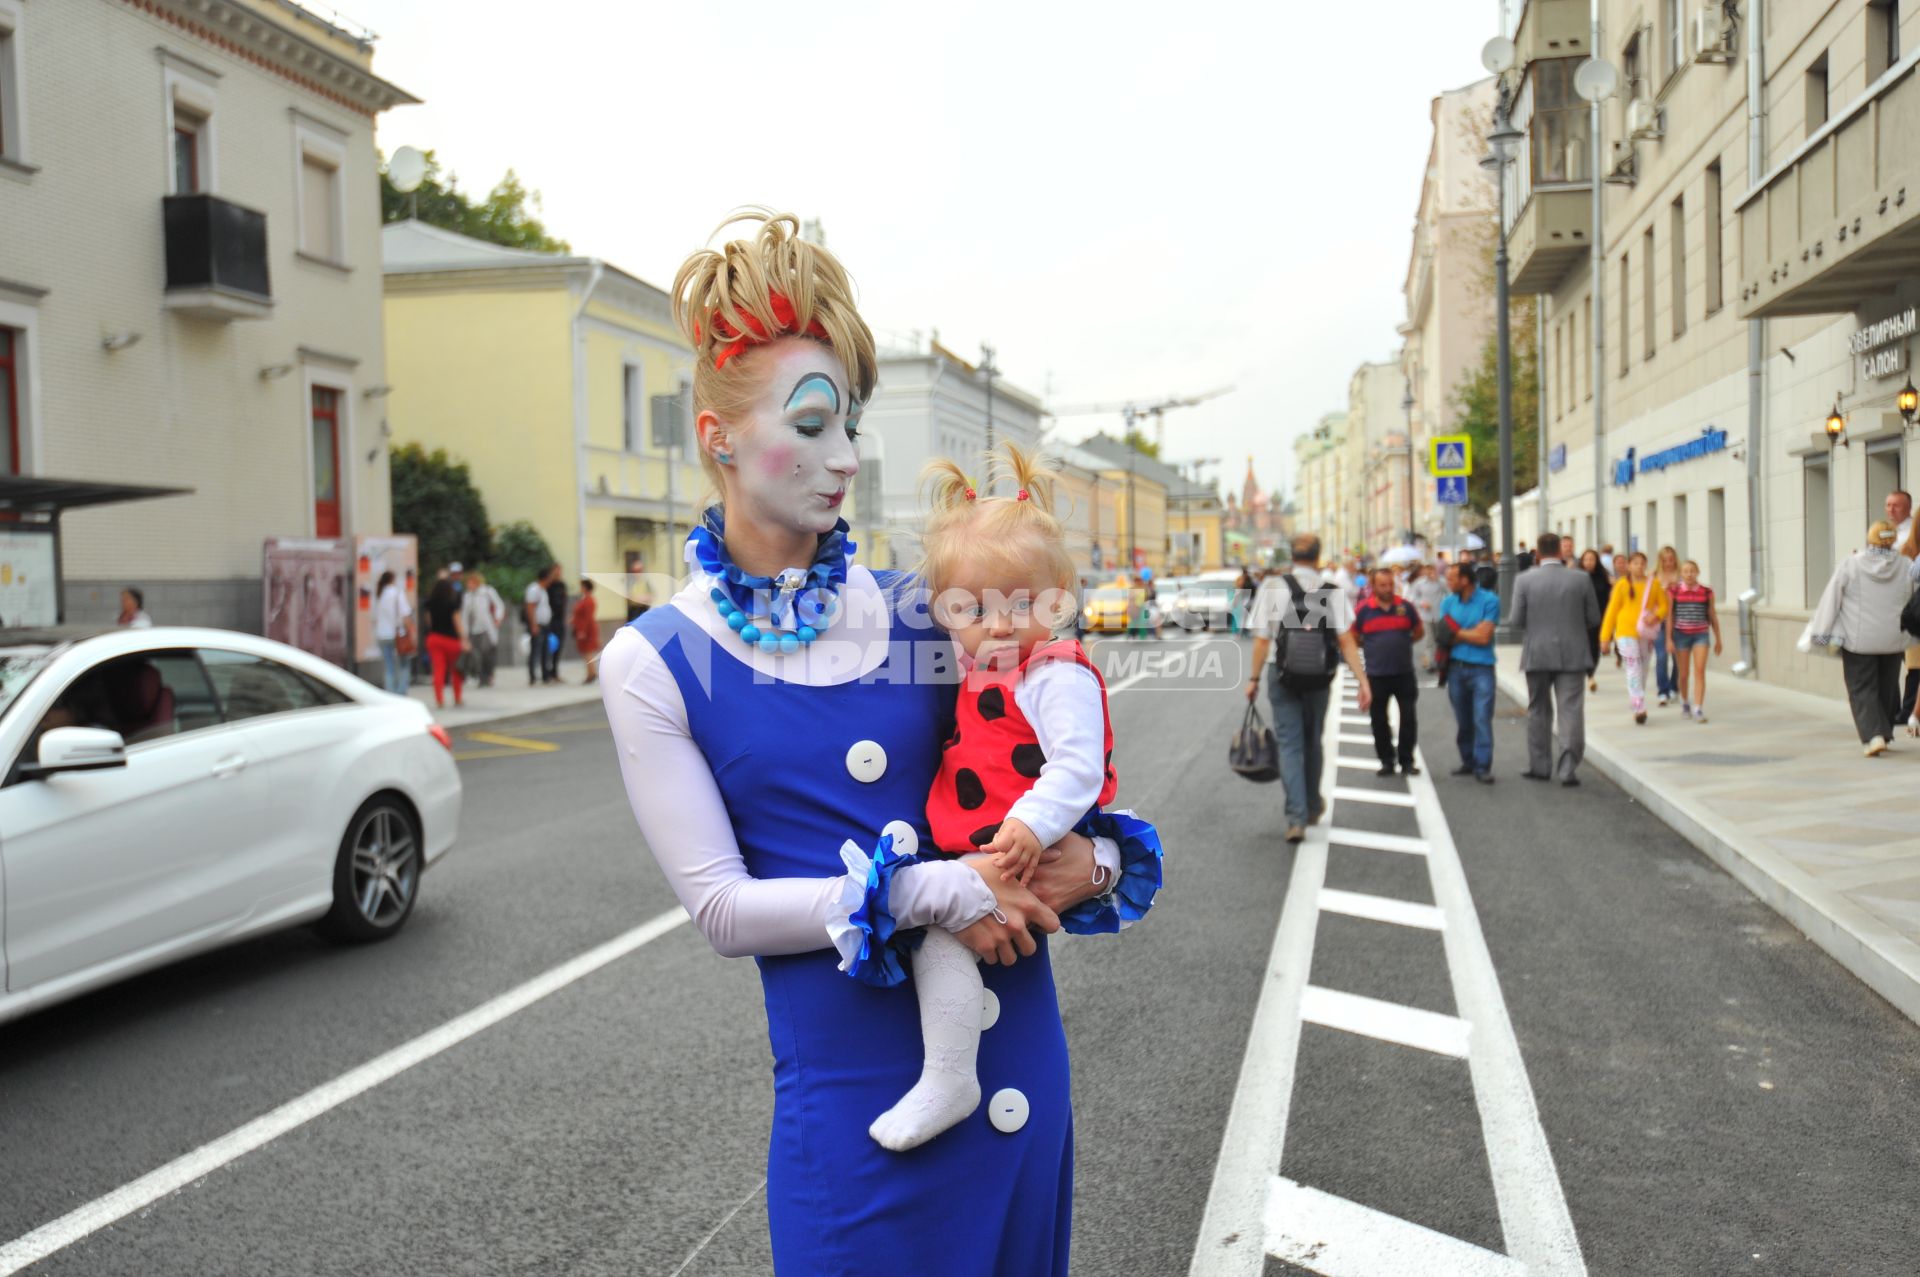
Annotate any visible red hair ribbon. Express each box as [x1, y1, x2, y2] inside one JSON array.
[[1016, 488, 1030, 501], [964, 487, 977, 501], [696, 292, 830, 371]]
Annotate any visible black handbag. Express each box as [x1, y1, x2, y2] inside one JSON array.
[[1230, 702, 1280, 782]]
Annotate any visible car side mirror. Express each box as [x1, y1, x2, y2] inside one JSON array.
[[22, 727, 129, 779]]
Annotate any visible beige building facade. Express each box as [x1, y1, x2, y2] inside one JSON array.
[[1401, 77, 1500, 543], [0, 0, 414, 627], [1346, 359, 1415, 549], [1292, 412, 1349, 553], [1506, 0, 1920, 699]]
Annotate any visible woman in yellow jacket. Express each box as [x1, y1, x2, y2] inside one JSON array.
[[1599, 550, 1669, 724]]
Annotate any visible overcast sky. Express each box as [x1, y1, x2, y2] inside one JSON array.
[[359, 0, 1496, 502]]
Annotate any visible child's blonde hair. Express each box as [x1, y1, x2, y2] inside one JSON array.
[[918, 442, 1078, 599]]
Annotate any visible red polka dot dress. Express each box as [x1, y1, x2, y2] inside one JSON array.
[[926, 638, 1118, 854]]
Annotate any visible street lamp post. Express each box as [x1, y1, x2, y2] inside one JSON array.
[[1401, 380, 1416, 542], [1480, 81, 1524, 623]]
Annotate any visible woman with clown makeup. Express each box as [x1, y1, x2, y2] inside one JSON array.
[[599, 210, 1161, 1275]]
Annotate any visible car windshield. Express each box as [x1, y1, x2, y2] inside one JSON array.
[[1194, 582, 1234, 594], [1089, 589, 1128, 603], [0, 647, 56, 718]]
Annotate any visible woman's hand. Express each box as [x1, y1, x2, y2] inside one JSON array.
[[955, 856, 1060, 966], [1025, 831, 1107, 916]]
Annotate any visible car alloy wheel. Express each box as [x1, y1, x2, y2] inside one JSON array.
[[320, 796, 422, 942]]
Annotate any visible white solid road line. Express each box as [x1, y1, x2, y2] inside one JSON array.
[[1408, 756, 1587, 1274], [1318, 887, 1446, 932], [1192, 670, 1587, 1276], [1299, 985, 1471, 1058], [1265, 1177, 1526, 1277], [0, 907, 692, 1277]]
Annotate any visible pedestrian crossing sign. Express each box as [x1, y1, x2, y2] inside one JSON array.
[[1429, 436, 1472, 476], [1436, 475, 1469, 506]]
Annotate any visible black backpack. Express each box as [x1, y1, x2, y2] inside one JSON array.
[[1272, 574, 1341, 691]]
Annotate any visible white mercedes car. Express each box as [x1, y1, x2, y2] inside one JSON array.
[[0, 626, 461, 1026]]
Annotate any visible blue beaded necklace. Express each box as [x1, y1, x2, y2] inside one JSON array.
[[684, 505, 854, 654]]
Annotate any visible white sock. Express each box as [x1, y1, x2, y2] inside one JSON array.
[[869, 926, 983, 1152]]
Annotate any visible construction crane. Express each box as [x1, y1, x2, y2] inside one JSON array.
[[1043, 385, 1234, 454], [1042, 387, 1234, 577]]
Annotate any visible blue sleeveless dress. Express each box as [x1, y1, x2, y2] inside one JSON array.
[[631, 575, 1073, 1276]]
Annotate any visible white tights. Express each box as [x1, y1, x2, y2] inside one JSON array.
[[869, 926, 985, 1151]]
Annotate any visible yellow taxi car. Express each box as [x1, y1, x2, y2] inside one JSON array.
[[1079, 583, 1160, 635]]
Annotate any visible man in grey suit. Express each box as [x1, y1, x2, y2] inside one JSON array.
[[1510, 531, 1602, 786]]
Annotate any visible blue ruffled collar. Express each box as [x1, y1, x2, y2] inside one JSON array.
[[684, 505, 855, 632]]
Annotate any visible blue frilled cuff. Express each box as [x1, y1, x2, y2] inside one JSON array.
[[827, 833, 922, 988], [1058, 809, 1163, 935]]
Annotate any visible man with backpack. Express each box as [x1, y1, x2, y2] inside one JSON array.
[[1244, 534, 1373, 844]]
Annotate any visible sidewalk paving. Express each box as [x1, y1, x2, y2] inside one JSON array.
[[1492, 648, 1920, 1026], [401, 657, 605, 729]]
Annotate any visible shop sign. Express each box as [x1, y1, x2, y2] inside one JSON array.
[[1637, 427, 1729, 474], [1850, 307, 1915, 380], [1612, 448, 1636, 487], [1548, 443, 1567, 473]]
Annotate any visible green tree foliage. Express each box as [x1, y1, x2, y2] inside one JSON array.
[[390, 444, 493, 579], [1449, 314, 1540, 514], [488, 521, 557, 624], [380, 149, 569, 253], [1120, 428, 1163, 459]]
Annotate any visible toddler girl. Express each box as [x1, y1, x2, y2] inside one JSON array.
[[867, 443, 1119, 1152]]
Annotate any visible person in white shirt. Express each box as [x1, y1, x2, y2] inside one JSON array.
[[116, 588, 153, 630], [523, 567, 554, 686], [461, 570, 506, 688], [1885, 489, 1912, 553], [372, 571, 413, 694]]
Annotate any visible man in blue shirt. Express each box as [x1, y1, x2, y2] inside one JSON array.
[[1439, 562, 1500, 783]]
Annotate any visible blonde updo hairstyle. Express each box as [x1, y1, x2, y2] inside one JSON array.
[[918, 443, 1079, 627], [670, 209, 878, 502]]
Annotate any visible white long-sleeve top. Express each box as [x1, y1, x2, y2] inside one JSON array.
[[1002, 659, 1109, 850], [601, 567, 1119, 960]]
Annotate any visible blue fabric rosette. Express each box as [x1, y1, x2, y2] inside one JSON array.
[[826, 832, 923, 988], [1057, 809, 1164, 935]]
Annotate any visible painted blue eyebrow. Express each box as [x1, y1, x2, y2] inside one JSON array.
[[785, 373, 841, 413]]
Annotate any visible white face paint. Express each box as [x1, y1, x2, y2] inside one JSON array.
[[715, 339, 862, 540]]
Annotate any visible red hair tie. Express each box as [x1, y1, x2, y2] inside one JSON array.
[[1016, 488, 1030, 502], [964, 487, 977, 501], [696, 292, 830, 371]]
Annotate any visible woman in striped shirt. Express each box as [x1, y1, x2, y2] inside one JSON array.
[[1664, 560, 1722, 722]]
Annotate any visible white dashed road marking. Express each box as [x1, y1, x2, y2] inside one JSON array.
[[1191, 672, 1585, 1276]]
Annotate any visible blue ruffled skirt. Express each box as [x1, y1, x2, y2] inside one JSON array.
[[757, 944, 1073, 1276]]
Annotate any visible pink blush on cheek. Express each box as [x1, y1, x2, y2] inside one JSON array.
[[757, 443, 795, 477]]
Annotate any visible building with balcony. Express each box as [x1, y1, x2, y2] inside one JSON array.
[[0, 0, 415, 627], [381, 221, 696, 631], [1509, 0, 1920, 700], [1345, 359, 1415, 550], [1292, 412, 1349, 554], [1401, 77, 1499, 544]]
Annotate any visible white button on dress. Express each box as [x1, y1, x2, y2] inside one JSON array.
[[987, 1087, 1029, 1134], [980, 988, 1001, 1031], [879, 819, 918, 857], [846, 740, 887, 783]]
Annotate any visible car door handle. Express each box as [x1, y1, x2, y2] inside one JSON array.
[[210, 755, 248, 779]]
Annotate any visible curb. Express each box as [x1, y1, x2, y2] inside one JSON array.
[[1493, 666, 1920, 1026]]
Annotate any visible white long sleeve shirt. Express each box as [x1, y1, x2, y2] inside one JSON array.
[[601, 568, 1119, 960], [1004, 659, 1109, 850]]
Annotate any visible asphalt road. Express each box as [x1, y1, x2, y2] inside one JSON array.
[[2, 634, 1917, 1276]]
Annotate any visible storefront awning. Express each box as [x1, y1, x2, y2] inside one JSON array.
[[0, 477, 193, 515]]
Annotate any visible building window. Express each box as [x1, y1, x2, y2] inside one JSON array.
[[1704, 161, 1724, 314], [1673, 493, 1689, 560], [1620, 251, 1631, 377], [1869, 1, 1902, 80], [1806, 52, 1830, 133], [0, 324, 18, 475], [312, 386, 342, 537], [173, 112, 204, 194], [1665, 0, 1683, 82], [1580, 295, 1592, 399], [0, 2, 22, 164], [1643, 227, 1656, 360], [1867, 438, 1905, 514], [1555, 321, 1566, 419], [1804, 457, 1832, 605], [1670, 196, 1687, 339], [299, 154, 339, 260], [622, 363, 642, 452]]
